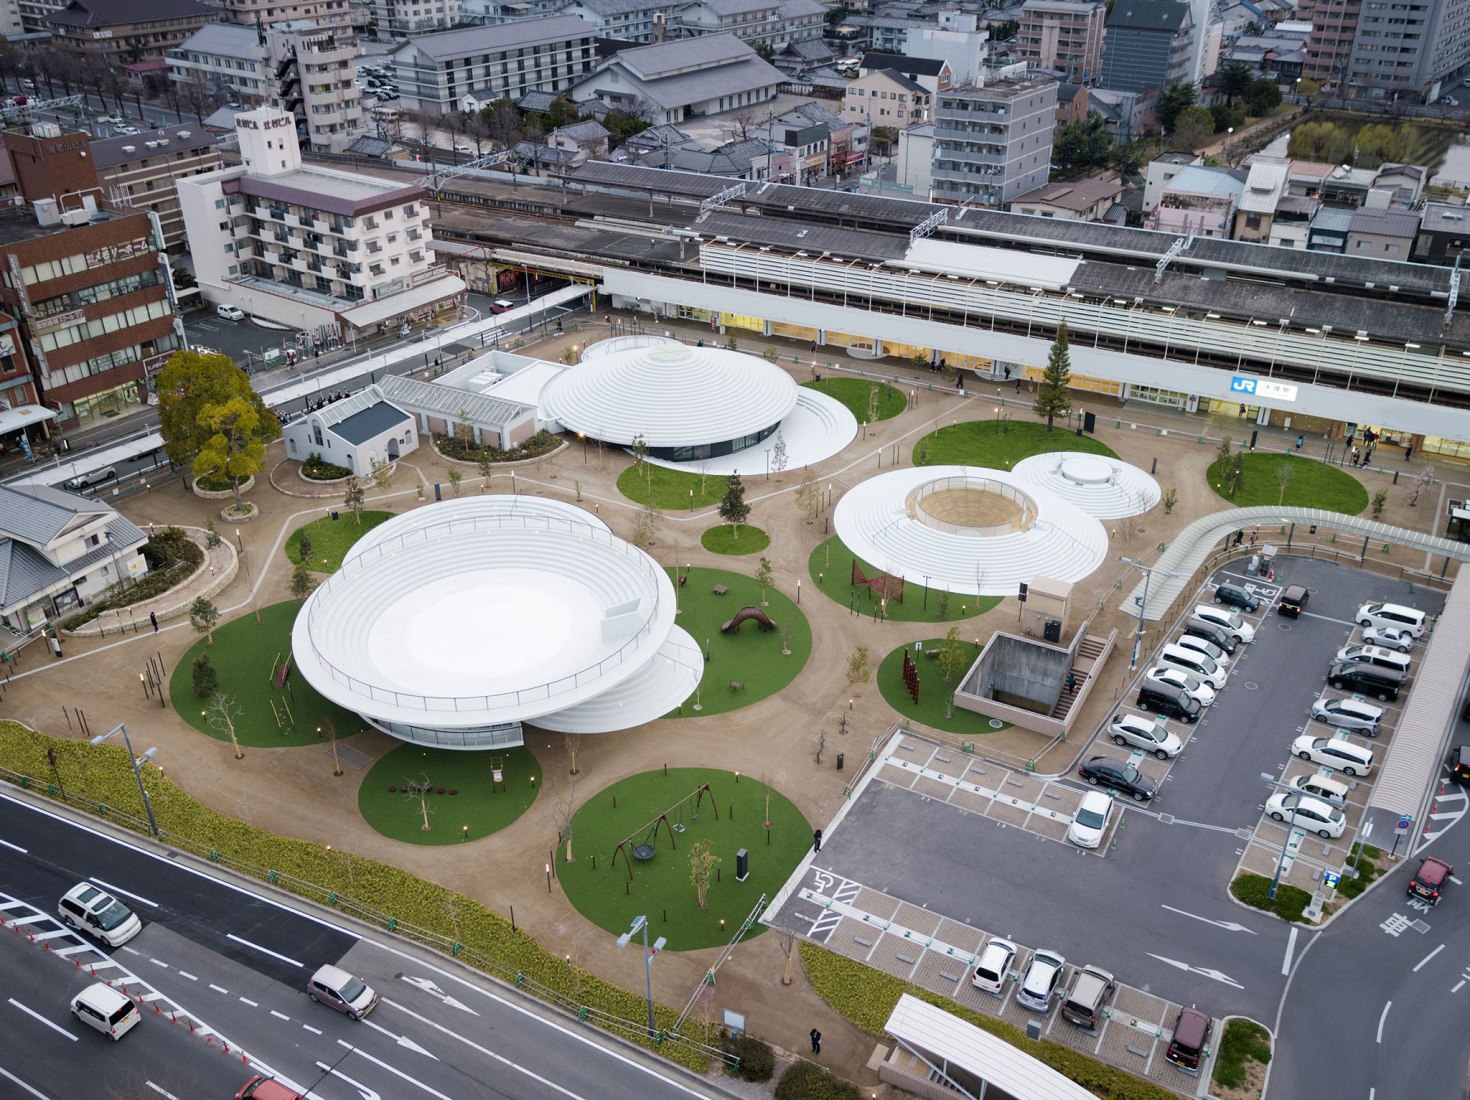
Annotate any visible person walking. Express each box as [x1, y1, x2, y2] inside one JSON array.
[[1295, 434, 1304, 450], [810, 1028, 822, 1055], [49, 635, 61, 659], [1351, 447, 1360, 465], [1405, 443, 1414, 461], [149, 611, 158, 633]]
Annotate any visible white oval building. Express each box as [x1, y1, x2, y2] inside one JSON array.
[[291, 497, 702, 749]]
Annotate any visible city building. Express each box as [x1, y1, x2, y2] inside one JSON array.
[[281, 383, 417, 473], [215, 0, 350, 29], [905, 10, 989, 85], [930, 74, 1057, 207], [570, 34, 783, 125], [169, 23, 269, 102], [1298, 0, 1358, 90], [370, 0, 458, 37], [90, 126, 223, 252], [560, 0, 682, 43], [0, 125, 183, 429], [44, 0, 221, 66], [1015, 0, 1106, 84], [1054, 82, 1088, 127], [176, 107, 464, 344], [0, 0, 22, 35], [858, 50, 952, 96], [1413, 201, 1470, 265], [391, 17, 597, 113], [1009, 178, 1124, 222], [672, 0, 826, 52], [0, 314, 49, 459], [1301, 0, 1470, 102], [1345, 208, 1421, 259], [0, 481, 148, 634], [842, 68, 932, 126], [1146, 165, 1243, 236], [1097, 0, 1196, 94]]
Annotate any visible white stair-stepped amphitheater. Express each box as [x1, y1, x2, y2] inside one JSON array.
[[1011, 451, 1160, 519]]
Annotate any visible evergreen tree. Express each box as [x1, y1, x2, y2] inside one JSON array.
[[718, 473, 750, 538], [1034, 321, 1074, 431]]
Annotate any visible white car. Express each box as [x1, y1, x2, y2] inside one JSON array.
[[1146, 666, 1216, 707], [1192, 605, 1255, 644], [1310, 696, 1383, 735], [1107, 712, 1182, 759], [1361, 625, 1414, 652], [97, 114, 124, 125], [64, 465, 116, 491], [1355, 601, 1426, 638], [59, 882, 141, 947], [1174, 633, 1229, 665], [1068, 790, 1113, 848], [971, 938, 1016, 994], [215, 304, 245, 321], [1016, 950, 1067, 1011], [1157, 644, 1227, 689], [1292, 735, 1374, 776], [1335, 644, 1411, 672], [1265, 792, 1346, 838]]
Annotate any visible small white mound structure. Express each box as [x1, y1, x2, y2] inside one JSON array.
[[579, 334, 681, 360], [643, 387, 858, 475], [834, 466, 1108, 596], [1012, 452, 1160, 519], [292, 497, 700, 748]]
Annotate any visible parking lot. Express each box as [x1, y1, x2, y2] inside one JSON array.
[[766, 552, 1449, 1091]]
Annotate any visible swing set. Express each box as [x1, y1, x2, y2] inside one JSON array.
[[611, 783, 719, 880]]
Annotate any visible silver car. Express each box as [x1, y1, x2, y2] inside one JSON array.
[[1310, 696, 1383, 735], [1108, 712, 1182, 759], [1016, 950, 1066, 1011]]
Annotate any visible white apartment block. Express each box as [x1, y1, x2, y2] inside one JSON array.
[[168, 21, 364, 153], [561, 0, 682, 43], [216, 0, 351, 29], [673, 0, 826, 51], [0, 0, 23, 36], [177, 107, 464, 342], [372, 0, 459, 35], [391, 16, 597, 112]]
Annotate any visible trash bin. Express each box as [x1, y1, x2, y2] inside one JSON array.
[[836, 752, 844, 770]]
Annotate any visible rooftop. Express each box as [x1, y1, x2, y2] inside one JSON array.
[[1105, 0, 1190, 30], [1011, 178, 1124, 212], [0, 204, 146, 249], [45, 0, 215, 26], [170, 20, 258, 59], [226, 165, 423, 216], [397, 16, 593, 62], [861, 50, 945, 75], [90, 126, 218, 170]]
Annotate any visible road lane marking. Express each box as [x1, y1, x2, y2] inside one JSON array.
[[338, 1040, 458, 1100], [1376, 1001, 1391, 1042], [146, 1084, 183, 1098], [149, 959, 169, 969], [0, 838, 27, 853], [178, 971, 198, 981], [1146, 953, 1243, 988], [302, 1024, 322, 1035], [315, 1061, 381, 1100], [91, 880, 158, 908], [0, 1063, 51, 1098], [270, 1010, 291, 1021], [240, 997, 259, 1007], [54, 945, 90, 957], [8, 998, 77, 1041], [209, 984, 229, 994], [1413, 944, 1445, 972], [31, 930, 69, 942], [1282, 927, 1298, 975], [1453, 980, 1465, 993], [362, 1017, 438, 1059], [1160, 904, 1258, 933], [227, 934, 303, 967]]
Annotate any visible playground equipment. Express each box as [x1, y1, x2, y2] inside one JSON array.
[[852, 561, 905, 603], [611, 783, 720, 879], [489, 755, 506, 792], [721, 606, 777, 634]]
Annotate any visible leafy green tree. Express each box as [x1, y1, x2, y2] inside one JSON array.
[[1247, 78, 1282, 116], [546, 96, 580, 127], [989, 18, 1018, 40], [192, 654, 217, 698], [343, 476, 366, 524], [1297, 77, 1321, 106], [1169, 106, 1216, 152], [1051, 111, 1113, 174], [1217, 61, 1255, 106], [937, 627, 969, 684], [157, 350, 279, 468], [1210, 103, 1246, 134], [290, 561, 314, 599], [1157, 83, 1197, 132], [1034, 321, 1073, 431], [1289, 120, 1344, 161], [755, 556, 774, 605], [192, 396, 269, 511], [189, 596, 219, 645], [298, 531, 313, 564], [718, 473, 750, 538]]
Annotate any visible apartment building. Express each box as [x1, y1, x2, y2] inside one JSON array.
[[1097, 0, 1196, 93], [672, 0, 826, 52], [215, 0, 351, 29], [391, 17, 597, 113], [44, 0, 221, 66], [371, 0, 459, 36], [0, 313, 46, 458], [90, 126, 223, 251], [1015, 0, 1105, 83], [931, 74, 1057, 207], [177, 107, 464, 343], [561, 0, 682, 43], [842, 68, 932, 125]]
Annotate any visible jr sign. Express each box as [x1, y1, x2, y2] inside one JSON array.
[[1231, 375, 1299, 402]]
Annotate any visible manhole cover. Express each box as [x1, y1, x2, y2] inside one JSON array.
[[1243, 681, 1260, 690], [989, 719, 1005, 729]]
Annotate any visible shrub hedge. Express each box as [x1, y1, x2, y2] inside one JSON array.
[[721, 1032, 775, 1082], [0, 720, 713, 1072], [435, 429, 562, 464], [302, 452, 353, 480], [1229, 873, 1313, 923], [1337, 844, 1383, 901], [799, 944, 1178, 1100], [773, 1061, 861, 1100]]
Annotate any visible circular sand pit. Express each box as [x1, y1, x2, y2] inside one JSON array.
[[909, 476, 1037, 536]]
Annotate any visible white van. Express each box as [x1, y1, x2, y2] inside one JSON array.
[[1192, 605, 1255, 644], [1356, 602, 1426, 638], [1158, 644, 1227, 689], [71, 983, 140, 1040], [1335, 644, 1412, 677]]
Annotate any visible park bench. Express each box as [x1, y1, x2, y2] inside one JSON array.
[[713, 584, 729, 596], [728, 680, 744, 692]]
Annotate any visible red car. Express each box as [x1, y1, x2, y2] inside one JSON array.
[[1408, 856, 1453, 906]]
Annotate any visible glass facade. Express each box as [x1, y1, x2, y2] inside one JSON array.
[[651, 422, 780, 462]]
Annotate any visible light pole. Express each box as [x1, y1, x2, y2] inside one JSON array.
[[89, 723, 159, 837], [1120, 556, 1178, 670], [1262, 773, 1305, 901], [616, 915, 666, 1040]]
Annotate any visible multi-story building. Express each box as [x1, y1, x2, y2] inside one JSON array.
[[672, 0, 826, 52], [842, 68, 932, 126], [931, 74, 1057, 207], [570, 34, 784, 125], [0, 0, 22, 35], [215, 0, 350, 29], [90, 126, 223, 252], [0, 125, 182, 429], [560, 0, 682, 43], [1097, 0, 1196, 94], [0, 313, 47, 458], [1299, 0, 1470, 101], [44, 0, 221, 66], [391, 17, 597, 113], [371, 0, 458, 36], [1147, 165, 1243, 236], [1298, 0, 1359, 89], [177, 107, 464, 344], [168, 21, 364, 153], [1015, 0, 1105, 84]]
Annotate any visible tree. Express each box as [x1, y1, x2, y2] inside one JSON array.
[[1168, 106, 1215, 152], [867, 383, 881, 424], [192, 654, 217, 698], [404, 774, 434, 831], [718, 473, 750, 538], [370, 457, 394, 490], [1209, 103, 1247, 136], [795, 468, 821, 524], [319, 716, 344, 777], [632, 501, 661, 548], [632, 433, 651, 486], [1276, 462, 1294, 505], [483, 99, 522, 149], [1409, 466, 1434, 507], [179, 71, 220, 126], [189, 597, 219, 645], [1034, 320, 1073, 430], [564, 732, 581, 776], [447, 468, 463, 496], [1247, 78, 1283, 116], [1297, 77, 1321, 106], [1217, 61, 1255, 106], [689, 841, 719, 909], [1051, 112, 1112, 175], [205, 692, 245, 759], [771, 432, 788, 476], [937, 627, 968, 684], [343, 476, 366, 524], [755, 557, 774, 605], [1157, 83, 1198, 132], [1226, 451, 1246, 497], [553, 774, 577, 862], [1371, 488, 1388, 519], [846, 644, 872, 686], [290, 562, 315, 599], [158, 350, 279, 469], [298, 531, 314, 564]]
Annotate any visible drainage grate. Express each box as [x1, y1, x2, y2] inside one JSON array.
[[328, 743, 373, 770]]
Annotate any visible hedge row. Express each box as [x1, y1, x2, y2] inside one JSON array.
[[0, 721, 712, 1071], [799, 943, 1178, 1100], [774, 1061, 861, 1100]]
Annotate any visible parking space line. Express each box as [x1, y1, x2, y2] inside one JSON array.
[[1282, 927, 1297, 974]]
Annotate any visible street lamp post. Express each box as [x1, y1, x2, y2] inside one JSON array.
[[616, 915, 666, 1040], [1262, 773, 1304, 901], [1120, 556, 1179, 670], [90, 723, 159, 837]]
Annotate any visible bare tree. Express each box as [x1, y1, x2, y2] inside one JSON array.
[[320, 716, 344, 776], [722, 107, 761, 142], [813, 731, 827, 765], [404, 774, 434, 831], [179, 72, 220, 127], [463, 110, 492, 155], [552, 775, 577, 863], [206, 693, 245, 759], [483, 100, 522, 150], [564, 732, 581, 776], [779, 930, 796, 985]]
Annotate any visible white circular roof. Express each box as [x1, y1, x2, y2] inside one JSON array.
[[579, 334, 680, 360], [292, 498, 683, 731], [542, 344, 799, 447], [1012, 451, 1161, 519]]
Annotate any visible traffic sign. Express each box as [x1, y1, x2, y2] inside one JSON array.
[[1323, 871, 1341, 889], [1397, 814, 1413, 832]]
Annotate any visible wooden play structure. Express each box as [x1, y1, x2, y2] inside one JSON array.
[[902, 648, 921, 703], [721, 606, 777, 634], [852, 561, 905, 602], [611, 783, 720, 880]]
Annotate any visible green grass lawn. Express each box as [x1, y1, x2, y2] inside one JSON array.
[[167, 600, 364, 748], [801, 378, 906, 423], [667, 567, 811, 717], [701, 524, 770, 554], [617, 464, 731, 509], [1205, 452, 1369, 514], [559, 768, 810, 949], [913, 420, 1117, 469], [358, 744, 541, 845], [877, 639, 1011, 734], [286, 511, 393, 572], [806, 537, 1001, 623]]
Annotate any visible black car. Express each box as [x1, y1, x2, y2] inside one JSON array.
[[1448, 745, 1470, 783], [1135, 683, 1201, 723], [1213, 583, 1261, 612], [1278, 584, 1309, 618], [1077, 756, 1158, 801], [1184, 617, 1237, 654], [1327, 660, 1402, 702]]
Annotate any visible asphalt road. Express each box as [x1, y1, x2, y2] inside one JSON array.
[[0, 792, 728, 1100]]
